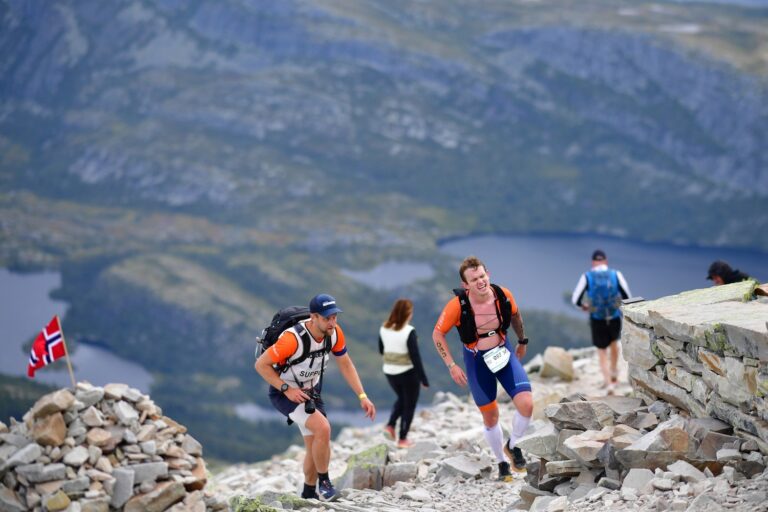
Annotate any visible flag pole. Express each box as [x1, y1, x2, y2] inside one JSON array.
[[56, 315, 77, 390]]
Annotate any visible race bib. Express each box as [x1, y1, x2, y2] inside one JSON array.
[[482, 345, 511, 373]]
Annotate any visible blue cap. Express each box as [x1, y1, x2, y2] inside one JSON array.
[[309, 293, 343, 317]]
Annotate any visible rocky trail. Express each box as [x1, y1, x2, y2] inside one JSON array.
[[209, 348, 768, 512]]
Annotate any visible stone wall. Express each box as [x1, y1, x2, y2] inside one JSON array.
[[621, 280, 768, 451]]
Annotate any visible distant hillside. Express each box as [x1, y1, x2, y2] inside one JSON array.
[[1, 0, 766, 248], [0, 374, 54, 423], [0, 0, 766, 461]]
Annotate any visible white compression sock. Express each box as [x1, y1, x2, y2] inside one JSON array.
[[507, 411, 531, 449], [483, 423, 505, 462]]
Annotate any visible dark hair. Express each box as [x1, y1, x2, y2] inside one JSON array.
[[707, 260, 732, 279], [383, 299, 413, 331], [459, 256, 487, 284], [707, 260, 751, 284]]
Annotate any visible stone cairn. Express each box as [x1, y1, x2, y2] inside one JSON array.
[[0, 382, 228, 512]]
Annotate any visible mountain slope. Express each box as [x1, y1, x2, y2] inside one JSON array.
[[1, 0, 767, 461], [1, 0, 767, 246]]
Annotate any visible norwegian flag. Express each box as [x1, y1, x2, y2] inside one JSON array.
[[27, 315, 67, 378]]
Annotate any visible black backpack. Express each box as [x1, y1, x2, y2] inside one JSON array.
[[256, 306, 332, 373], [452, 284, 512, 345]]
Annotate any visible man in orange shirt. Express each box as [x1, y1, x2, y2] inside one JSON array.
[[255, 294, 376, 501], [433, 256, 533, 481]]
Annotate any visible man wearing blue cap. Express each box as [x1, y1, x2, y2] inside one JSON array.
[[255, 293, 376, 502]]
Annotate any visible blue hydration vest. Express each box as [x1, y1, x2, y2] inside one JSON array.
[[586, 269, 620, 321]]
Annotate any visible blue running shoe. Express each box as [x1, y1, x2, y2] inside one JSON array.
[[317, 479, 339, 502]]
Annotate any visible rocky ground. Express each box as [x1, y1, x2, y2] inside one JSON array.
[[208, 348, 768, 512]]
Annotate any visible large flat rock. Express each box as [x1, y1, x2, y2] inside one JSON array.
[[544, 401, 615, 431], [623, 282, 767, 358], [649, 301, 768, 357], [622, 281, 757, 327]]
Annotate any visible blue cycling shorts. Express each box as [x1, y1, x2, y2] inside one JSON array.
[[463, 337, 532, 411]]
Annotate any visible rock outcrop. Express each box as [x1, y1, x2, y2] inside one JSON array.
[[0, 382, 227, 512], [622, 280, 768, 449], [519, 395, 767, 511]]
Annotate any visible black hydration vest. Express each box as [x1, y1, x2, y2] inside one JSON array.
[[452, 284, 512, 346]]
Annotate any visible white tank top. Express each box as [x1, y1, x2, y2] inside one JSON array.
[[380, 324, 415, 375]]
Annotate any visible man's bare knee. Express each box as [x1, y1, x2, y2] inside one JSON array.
[[513, 392, 533, 417], [480, 407, 499, 428], [306, 414, 331, 440]]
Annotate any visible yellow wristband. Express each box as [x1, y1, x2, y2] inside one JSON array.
[[358, 392, 368, 400], [447, 361, 457, 370]]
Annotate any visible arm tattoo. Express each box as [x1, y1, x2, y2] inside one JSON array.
[[433, 331, 450, 362], [511, 312, 525, 341]]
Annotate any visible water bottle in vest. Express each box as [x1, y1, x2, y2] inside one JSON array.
[[586, 269, 620, 321]]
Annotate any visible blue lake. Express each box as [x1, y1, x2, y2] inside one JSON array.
[[344, 234, 766, 317], [342, 261, 434, 290], [0, 269, 153, 392], [442, 234, 767, 317]]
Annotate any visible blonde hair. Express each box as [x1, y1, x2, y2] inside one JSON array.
[[383, 299, 413, 331]]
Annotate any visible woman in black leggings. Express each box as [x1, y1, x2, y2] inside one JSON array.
[[379, 298, 429, 448]]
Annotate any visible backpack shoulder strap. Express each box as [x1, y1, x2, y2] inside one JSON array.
[[452, 288, 477, 345], [285, 322, 313, 368], [585, 270, 595, 288], [491, 283, 512, 333], [324, 331, 333, 353], [491, 283, 506, 303]]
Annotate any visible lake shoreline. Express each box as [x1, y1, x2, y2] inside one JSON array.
[[439, 233, 767, 315], [436, 230, 768, 257], [0, 269, 154, 392]]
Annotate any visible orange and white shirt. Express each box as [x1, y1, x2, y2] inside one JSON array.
[[267, 320, 347, 388]]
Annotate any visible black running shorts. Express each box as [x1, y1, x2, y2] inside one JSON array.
[[589, 316, 622, 349]]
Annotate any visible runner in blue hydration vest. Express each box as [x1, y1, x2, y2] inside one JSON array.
[[571, 249, 632, 394]]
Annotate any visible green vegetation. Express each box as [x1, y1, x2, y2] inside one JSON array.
[[343, 443, 390, 470], [0, 375, 55, 424], [230, 494, 315, 512]]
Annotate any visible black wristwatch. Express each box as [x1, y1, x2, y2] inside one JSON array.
[[280, 383, 289, 393], [517, 338, 529, 345]]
